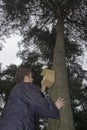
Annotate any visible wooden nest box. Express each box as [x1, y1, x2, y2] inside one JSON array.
[[41, 69, 55, 88]]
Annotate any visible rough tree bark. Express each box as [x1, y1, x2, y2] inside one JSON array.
[[48, 8, 75, 130]]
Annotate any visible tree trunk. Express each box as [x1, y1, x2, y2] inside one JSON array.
[[48, 9, 75, 130]]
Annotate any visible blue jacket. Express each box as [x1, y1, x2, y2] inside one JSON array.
[[0, 82, 60, 130]]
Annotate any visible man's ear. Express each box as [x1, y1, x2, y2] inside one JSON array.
[[24, 75, 29, 81]]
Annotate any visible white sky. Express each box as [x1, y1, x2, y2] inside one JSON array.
[[0, 34, 22, 69], [0, 34, 87, 71], [76, 47, 87, 70]]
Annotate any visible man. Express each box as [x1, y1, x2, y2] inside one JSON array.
[[0, 67, 65, 130]]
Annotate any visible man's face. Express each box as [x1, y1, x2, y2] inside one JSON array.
[[24, 73, 33, 83], [28, 73, 33, 83]]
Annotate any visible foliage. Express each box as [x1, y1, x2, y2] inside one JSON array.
[[0, 0, 87, 130]]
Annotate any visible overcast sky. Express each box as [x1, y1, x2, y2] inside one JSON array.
[[0, 34, 22, 69], [77, 47, 87, 70], [0, 34, 87, 71]]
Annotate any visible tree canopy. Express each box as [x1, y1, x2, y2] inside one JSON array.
[[0, 0, 87, 130]]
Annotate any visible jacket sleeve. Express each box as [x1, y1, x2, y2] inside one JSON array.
[[22, 84, 60, 119]]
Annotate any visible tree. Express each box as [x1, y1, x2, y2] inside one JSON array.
[[1, 0, 87, 130], [0, 64, 17, 102], [48, 8, 75, 130]]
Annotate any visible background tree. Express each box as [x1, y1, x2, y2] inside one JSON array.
[[0, 0, 87, 130]]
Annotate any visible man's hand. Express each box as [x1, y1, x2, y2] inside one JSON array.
[[41, 83, 47, 92], [55, 98, 66, 110]]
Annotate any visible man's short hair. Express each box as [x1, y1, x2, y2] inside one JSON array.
[[15, 67, 32, 83]]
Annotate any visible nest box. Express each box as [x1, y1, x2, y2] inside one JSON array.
[[41, 69, 55, 88]]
